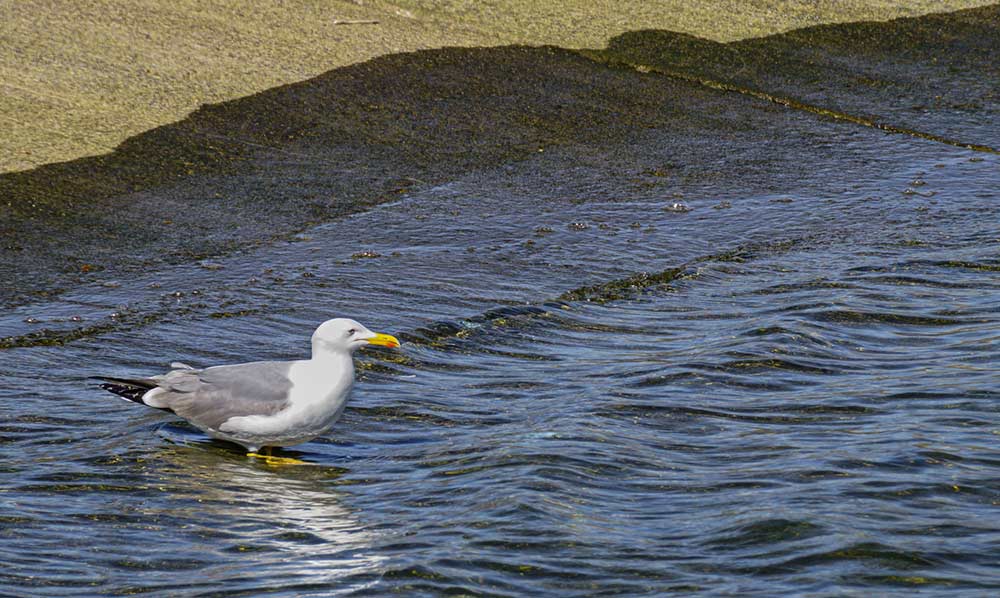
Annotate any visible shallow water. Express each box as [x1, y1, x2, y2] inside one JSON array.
[[1, 129, 998, 596]]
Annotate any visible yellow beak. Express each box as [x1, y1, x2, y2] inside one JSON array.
[[366, 332, 400, 349]]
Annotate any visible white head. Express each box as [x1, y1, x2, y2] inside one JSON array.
[[311, 318, 400, 356]]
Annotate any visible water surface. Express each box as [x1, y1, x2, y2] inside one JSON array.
[[1, 131, 998, 596]]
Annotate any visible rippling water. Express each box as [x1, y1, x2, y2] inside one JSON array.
[[1, 134, 998, 596]]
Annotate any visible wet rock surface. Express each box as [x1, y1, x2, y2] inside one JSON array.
[[3, 7, 996, 309], [601, 5, 1000, 148]]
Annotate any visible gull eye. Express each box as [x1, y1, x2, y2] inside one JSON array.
[[347, 328, 357, 336]]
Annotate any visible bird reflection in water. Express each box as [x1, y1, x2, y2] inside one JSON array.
[[123, 443, 386, 595]]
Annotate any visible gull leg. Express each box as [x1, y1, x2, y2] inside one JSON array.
[[246, 446, 306, 466]]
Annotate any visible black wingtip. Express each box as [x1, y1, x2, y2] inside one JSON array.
[[98, 382, 149, 404], [95, 375, 156, 401]]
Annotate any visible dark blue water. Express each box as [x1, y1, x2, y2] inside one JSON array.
[[1, 132, 998, 596]]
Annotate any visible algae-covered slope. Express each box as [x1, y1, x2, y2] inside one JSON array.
[[600, 5, 1000, 148], [1, 6, 997, 307]]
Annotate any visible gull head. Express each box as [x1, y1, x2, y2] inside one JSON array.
[[312, 318, 400, 355]]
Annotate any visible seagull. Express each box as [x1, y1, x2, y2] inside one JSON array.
[[95, 318, 400, 463]]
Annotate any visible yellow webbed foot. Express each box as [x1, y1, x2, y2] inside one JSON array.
[[246, 448, 306, 466]]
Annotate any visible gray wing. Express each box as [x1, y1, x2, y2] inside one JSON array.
[[151, 361, 294, 431]]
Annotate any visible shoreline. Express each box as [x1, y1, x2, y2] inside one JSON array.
[[1, 4, 997, 309]]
